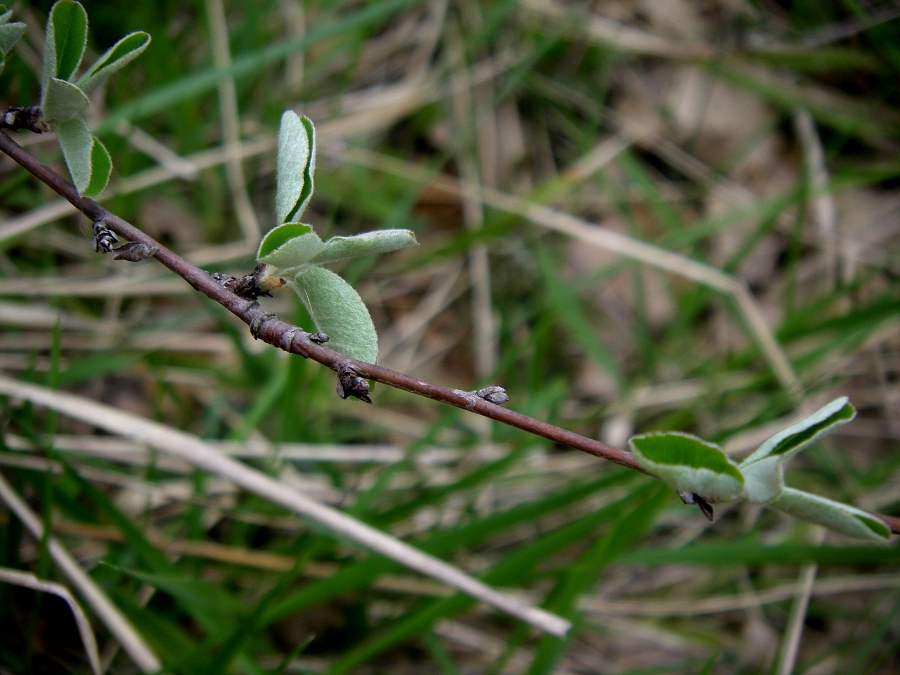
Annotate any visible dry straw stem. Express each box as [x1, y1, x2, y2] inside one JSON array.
[[447, 21, 498, 379], [519, 0, 716, 59], [794, 109, 837, 290], [52, 520, 452, 597], [0, 374, 570, 638], [0, 567, 102, 675], [0, 472, 162, 674], [774, 527, 825, 675], [204, 0, 260, 242], [114, 119, 199, 180], [521, 0, 900, 59], [0, 129, 897, 533], [3, 432, 499, 465], [0, 134, 272, 246], [581, 572, 900, 617]]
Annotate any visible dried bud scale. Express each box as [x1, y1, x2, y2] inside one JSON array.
[[91, 220, 118, 253], [112, 242, 158, 261], [335, 361, 372, 403], [474, 386, 509, 405]]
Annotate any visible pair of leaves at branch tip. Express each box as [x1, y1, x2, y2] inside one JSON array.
[[0, 6, 26, 77], [257, 112, 418, 364], [257, 225, 419, 275], [37, 1, 149, 195], [628, 397, 891, 540], [257, 226, 418, 364]]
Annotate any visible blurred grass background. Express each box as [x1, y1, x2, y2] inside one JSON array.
[[1, 0, 900, 673]]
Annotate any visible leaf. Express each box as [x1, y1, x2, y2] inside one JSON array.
[[112, 568, 243, 641], [308, 229, 418, 265], [740, 397, 856, 503], [55, 116, 111, 196], [40, 77, 89, 124], [42, 1, 88, 87], [0, 7, 12, 24], [0, 21, 25, 56], [256, 226, 325, 275], [76, 31, 151, 92], [275, 111, 315, 224], [83, 136, 112, 197], [291, 266, 378, 364], [621, 542, 900, 566], [256, 222, 314, 259], [628, 431, 745, 502], [770, 487, 891, 541]]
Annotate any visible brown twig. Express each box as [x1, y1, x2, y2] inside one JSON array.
[[1, 129, 898, 537]]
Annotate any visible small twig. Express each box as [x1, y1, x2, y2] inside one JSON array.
[[1, 129, 898, 537]]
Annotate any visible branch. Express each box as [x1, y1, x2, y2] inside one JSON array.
[[1, 130, 897, 537]]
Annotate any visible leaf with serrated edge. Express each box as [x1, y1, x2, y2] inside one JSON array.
[[291, 266, 378, 364], [257, 222, 313, 259], [771, 487, 890, 540], [83, 136, 111, 197], [0, 22, 25, 55], [42, 1, 87, 88], [76, 31, 150, 92], [740, 398, 856, 504], [308, 229, 418, 265], [41, 77, 88, 124], [257, 230, 324, 276], [55, 115, 95, 194], [275, 111, 316, 224], [629, 432, 745, 502]]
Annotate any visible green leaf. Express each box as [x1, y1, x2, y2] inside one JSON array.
[[740, 397, 856, 503], [0, 21, 25, 55], [40, 77, 88, 124], [291, 266, 378, 364], [0, 6, 12, 24], [256, 222, 314, 259], [275, 111, 315, 224], [256, 226, 325, 275], [55, 116, 110, 196], [60, 459, 176, 575], [113, 568, 243, 641], [770, 487, 891, 541], [42, 1, 88, 86], [308, 229, 418, 265], [83, 136, 111, 197], [527, 484, 669, 675], [76, 31, 151, 92], [628, 431, 745, 501], [621, 542, 900, 566]]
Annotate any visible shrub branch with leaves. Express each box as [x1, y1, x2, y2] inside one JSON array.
[[630, 398, 890, 540], [38, 0, 149, 196], [0, 1, 895, 546], [256, 111, 417, 365], [0, 6, 898, 667]]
